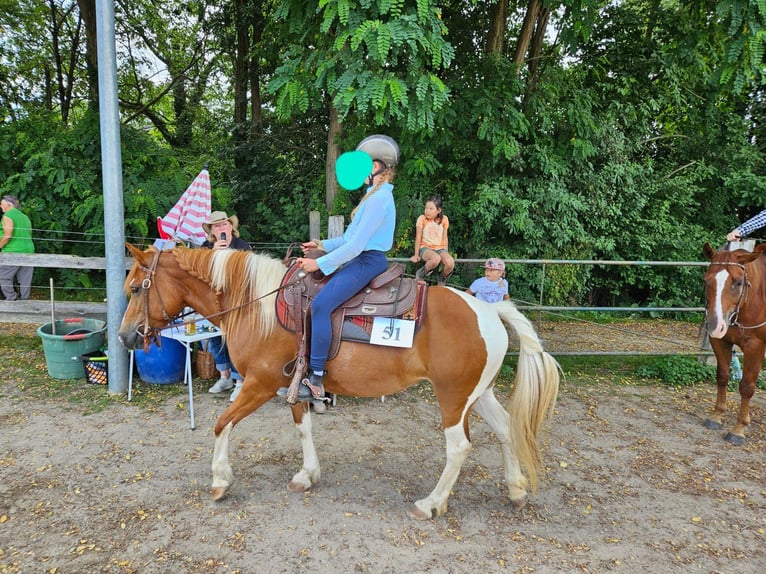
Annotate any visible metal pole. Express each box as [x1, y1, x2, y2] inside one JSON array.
[[96, 0, 128, 394]]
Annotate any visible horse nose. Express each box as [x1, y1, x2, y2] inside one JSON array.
[[707, 317, 727, 339], [118, 330, 141, 350]]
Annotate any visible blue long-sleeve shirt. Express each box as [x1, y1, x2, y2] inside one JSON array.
[[736, 209, 766, 237], [317, 182, 395, 275]]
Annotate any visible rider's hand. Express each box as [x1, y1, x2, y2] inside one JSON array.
[[301, 241, 318, 254], [727, 230, 742, 242], [297, 258, 319, 273]]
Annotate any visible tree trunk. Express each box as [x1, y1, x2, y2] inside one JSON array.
[[527, 6, 551, 89], [326, 107, 342, 212], [233, 0, 249, 128], [250, 3, 264, 136], [75, 0, 98, 112], [512, 0, 540, 71], [486, 0, 508, 55]]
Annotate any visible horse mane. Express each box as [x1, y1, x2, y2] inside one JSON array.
[[174, 247, 284, 339]]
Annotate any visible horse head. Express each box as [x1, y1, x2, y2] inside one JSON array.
[[118, 243, 217, 350], [703, 242, 766, 338]]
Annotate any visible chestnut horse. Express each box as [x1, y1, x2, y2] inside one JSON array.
[[118, 245, 560, 519], [702, 242, 766, 444]]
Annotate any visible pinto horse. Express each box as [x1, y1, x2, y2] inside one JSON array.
[[118, 244, 560, 519], [702, 242, 766, 444]]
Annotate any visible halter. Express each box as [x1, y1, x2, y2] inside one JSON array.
[[707, 260, 766, 330]]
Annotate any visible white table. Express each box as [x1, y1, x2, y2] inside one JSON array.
[[128, 324, 221, 430]]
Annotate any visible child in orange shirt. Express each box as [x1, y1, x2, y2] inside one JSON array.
[[410, 194, 455, 285]]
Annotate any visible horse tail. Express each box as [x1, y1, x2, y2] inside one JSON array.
[[495, 300, 560, 492]]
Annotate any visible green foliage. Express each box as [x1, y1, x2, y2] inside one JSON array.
[[2, 0, 766, 314], [269, 0, 453, 131], [636, 356, 716, 387]]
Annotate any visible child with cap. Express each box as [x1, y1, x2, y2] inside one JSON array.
[[466, 258, 509, 303]]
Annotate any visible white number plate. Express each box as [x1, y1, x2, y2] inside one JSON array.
[[369, 317, 415, 348]]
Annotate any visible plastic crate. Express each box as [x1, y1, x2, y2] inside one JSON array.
[[80, 351, 108, 385]]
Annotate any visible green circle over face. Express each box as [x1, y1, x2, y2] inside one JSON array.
[[336, 151, 373, 190]]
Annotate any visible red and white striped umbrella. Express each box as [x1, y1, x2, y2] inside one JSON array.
[[157, 168, 212, 246]]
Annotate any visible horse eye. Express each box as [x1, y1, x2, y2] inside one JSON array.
[[130, 285, 140, 295]]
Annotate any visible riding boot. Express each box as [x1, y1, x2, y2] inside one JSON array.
[[415, 266, 426, 280], [437, 271, 452, 286], [298, 372, 326, 400]]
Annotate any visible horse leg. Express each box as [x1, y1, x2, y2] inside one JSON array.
[[287, 402, 321, 492], [211, 422, 234, 500], [704, 341, 731, 431], [211, 384, 283, 501], [409, 424, 471, 520], [725, 347, 760, 445], [472, 389, 529, 509]]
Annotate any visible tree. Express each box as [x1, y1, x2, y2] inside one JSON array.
[[267, 0, 454, 208]]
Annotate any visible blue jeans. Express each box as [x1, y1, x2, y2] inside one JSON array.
[[205, 336, 241, 381], [309, 250, 388, 372]]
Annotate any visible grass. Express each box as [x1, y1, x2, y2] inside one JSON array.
[[2, 324, 762, 416], [0, 326, 198, 415]]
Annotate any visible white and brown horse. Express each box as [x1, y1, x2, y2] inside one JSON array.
[[703, 242, 766, 444], [118, 245, 560, 519]]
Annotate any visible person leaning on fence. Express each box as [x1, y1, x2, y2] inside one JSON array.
[[410, 194, 455, 285], [727, 209, 766, 242], [466, 258, 510, 303], [201, 210, 251, 402], [0, 195, 35, 301]]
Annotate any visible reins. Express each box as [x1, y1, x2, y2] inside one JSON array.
[[135, 248, 308, 348]]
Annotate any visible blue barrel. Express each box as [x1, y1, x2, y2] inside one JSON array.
[[134, 336, 186, 384]]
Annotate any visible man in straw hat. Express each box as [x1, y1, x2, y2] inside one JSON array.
[[201, 210, 251, 401]]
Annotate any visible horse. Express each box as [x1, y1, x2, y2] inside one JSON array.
[[702, 242, 766, 444], [118, 244, 560, 519]]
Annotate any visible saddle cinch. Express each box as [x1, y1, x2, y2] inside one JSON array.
[[276, 254, 427, 362]]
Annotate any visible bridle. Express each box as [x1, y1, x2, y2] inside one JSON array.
[[130, 247, 309, 349], [131, 249, 174, 349], [707, 260, 766, 330]]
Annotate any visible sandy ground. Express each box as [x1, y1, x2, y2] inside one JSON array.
[[1, 372, 764, 573], [1, 319, 764, 573]]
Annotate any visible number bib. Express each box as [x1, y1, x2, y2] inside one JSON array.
[[369, 318, 416, 348]]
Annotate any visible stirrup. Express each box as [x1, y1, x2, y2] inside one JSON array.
[[298, 373, 326, 400]]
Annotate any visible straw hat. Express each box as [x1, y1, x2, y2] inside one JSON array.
[[202, 211, 239, 236]]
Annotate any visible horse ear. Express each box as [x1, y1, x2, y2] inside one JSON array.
[[125, 243, 143, 259], [702, 242, 715, 260]]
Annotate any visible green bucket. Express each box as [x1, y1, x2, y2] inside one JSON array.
[[37, 318, 107, 379]]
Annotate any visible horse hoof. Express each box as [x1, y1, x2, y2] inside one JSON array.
[[211, 486, 229, 501], [511, 494, 528, 510], [703, 418, 723, 430], [724, 432, 746, 446], [288, 480, 310, 493], [407, 505, 431, 521]]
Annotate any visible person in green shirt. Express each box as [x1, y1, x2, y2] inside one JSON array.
[[0, 195, 35, 300]]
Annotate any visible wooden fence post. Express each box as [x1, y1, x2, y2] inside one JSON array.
[[328, 215, 344, 239], [309, 211, 321, 240]]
